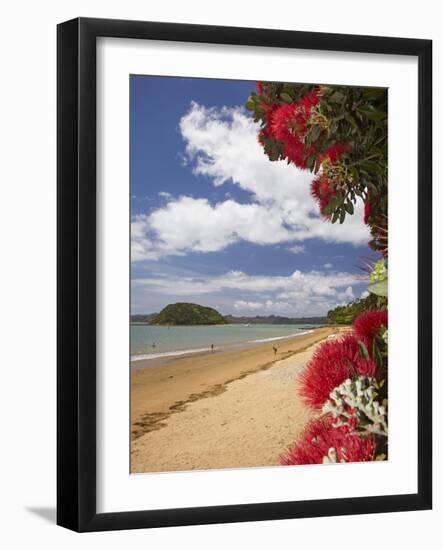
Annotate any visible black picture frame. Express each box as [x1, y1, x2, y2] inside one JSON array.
[[57, 17, 432, 532]]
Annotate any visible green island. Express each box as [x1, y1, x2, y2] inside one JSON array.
[[147, 302, 227, 326]]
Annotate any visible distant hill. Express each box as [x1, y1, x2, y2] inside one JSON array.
[[327, 293, 387, 325], [131, 313, 158, 324], [132, 310, 327, 325], [224, 314, 327, 325], [148, 303, 227, 326]]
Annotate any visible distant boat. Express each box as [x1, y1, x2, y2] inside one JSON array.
[[245, 323, 250, 327]]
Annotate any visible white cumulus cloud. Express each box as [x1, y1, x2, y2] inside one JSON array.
[[131, 102, 370, 262], [287, 245, 306, 254], [132, 269, 363, 316]]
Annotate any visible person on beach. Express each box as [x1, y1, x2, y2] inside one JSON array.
[[273, 346, 278, 355], [211, 344, 214, 353], [152, 342, 156, 349]]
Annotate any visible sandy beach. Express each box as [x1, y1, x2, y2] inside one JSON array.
[[131, 326, 338, 473]]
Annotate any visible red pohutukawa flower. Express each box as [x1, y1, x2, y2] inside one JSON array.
[[297, 88, 323, 111], [280, 415, 376, 465], [319, 143, 352, 164], [298, 335, 376, 409], [283, 140, 314, 168], [353, 309, 388, 352], [256, 81, 263, 94], [267, 89, 322, 169], [310, 174, 336, 218], [270, 103, 306, 141]]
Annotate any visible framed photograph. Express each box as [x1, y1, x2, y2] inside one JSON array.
[[57, 17, 432, 532]]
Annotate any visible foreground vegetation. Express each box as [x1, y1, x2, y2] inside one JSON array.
[[246, 80, 389, 465]]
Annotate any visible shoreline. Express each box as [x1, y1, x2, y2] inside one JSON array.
[[131, 326, 341, 471], [130, 327, 319, 367]]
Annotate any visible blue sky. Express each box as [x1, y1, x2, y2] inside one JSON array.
[[130, 75, 371, 316]]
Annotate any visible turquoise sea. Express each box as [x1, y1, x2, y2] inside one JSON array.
[[130, 323, 322, 362]]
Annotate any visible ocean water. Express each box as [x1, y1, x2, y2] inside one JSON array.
[[130, 323, 321, 361]]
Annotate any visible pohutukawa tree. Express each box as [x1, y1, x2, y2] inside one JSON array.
[[245, 82, 389, 464], [245, 82, 388, 256]]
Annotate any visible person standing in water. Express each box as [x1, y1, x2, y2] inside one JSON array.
[[273, 346, 277, 355], [211, 344, 214, 353]]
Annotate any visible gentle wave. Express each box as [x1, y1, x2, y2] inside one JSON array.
[[249, 329, 313, 343], [131, 347, 212, 362]]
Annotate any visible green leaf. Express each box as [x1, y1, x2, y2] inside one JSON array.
[[306, 153, 316, 171], [358, 340, 370, 360], [344, 201, 354, 215], [327, 196, 342, 211], [330, 119, 338, 134], [361, 88, 386, 101], [322, 201, 336, 216], [339, 208, 346, 224], [368, 279, 388, 297], [373, 339, 383, 369], [245, 100, 255, 111], [323, 195, 343, 216], [359, 160, 383, 176], [344, 112, 358, 129], [329, 91, 345, 103], [280, 92, 293, 103], [269, 150, 279, 161], [366, 110, 388, 122], [358, 106, 387, 122], [310, 125, 321, 142]]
